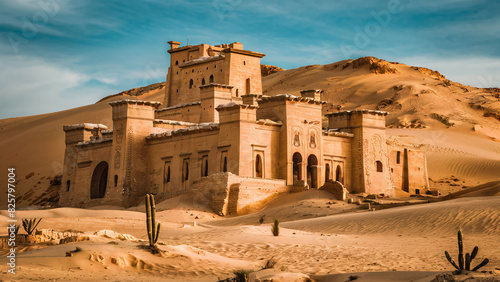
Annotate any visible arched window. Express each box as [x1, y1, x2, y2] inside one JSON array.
[[114, 175, 118, 187], [202, 78, 206, 85], [90, 161, 108, 199], [325, 163, 330, 181], [66, 180, 70, 192], [189, 79, 193, 89], [336, 165, 343, 184], [376, 161, 383, 172], [292, 152, 302, 181], [209, 75, 214, 84], [255, 154, 263, 178]]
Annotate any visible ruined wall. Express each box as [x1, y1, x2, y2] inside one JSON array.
[[191, 172, 288, 215]]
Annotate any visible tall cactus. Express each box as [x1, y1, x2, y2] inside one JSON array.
[[444, 230, 489, 272], [458, 230, 464, 269], [145, 194, 161, 248]]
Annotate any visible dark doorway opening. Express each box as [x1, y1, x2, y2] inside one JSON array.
[[90, 161, 108, 199], [307, 155, 318, 189]]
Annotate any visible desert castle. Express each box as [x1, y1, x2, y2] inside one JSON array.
[[60, 41, 429, 213]]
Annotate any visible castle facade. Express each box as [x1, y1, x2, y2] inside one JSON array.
[[60, 41, 428, 213]]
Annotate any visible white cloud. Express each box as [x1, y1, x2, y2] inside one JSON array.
[[0, 53, 118, 118]]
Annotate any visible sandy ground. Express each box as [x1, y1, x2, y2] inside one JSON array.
[[1, 188, 499, 281], [0, 58, 499, 280]]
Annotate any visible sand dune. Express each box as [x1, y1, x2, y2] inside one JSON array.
[[1, 194, 499, 281], [282, 196, 500, 236]]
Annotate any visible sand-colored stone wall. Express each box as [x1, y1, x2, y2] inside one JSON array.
[[156, 103, 203, 123], [191, 172, 288, 215], [322, 135, 353, 192]]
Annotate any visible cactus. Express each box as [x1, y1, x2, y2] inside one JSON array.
[[444, 230, 489, 272], [22, 218, 42, 235], [145, 194, 161, 248], [458, 230, 464, 269], [271, 219, 279, 236]]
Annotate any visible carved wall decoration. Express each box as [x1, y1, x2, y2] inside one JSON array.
[[114, 124, 124, 169], [293, 130, 301, 147], [309, 131, 316, 148]]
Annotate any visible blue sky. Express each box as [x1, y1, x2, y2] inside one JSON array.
[[1, 0, 499, 118]]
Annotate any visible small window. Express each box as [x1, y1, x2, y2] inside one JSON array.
[[214, 65, 217, 68], [182, 159, 189, 181], [243, 61, 246, 65], [176, 89, 178, 93], [209, 75, 214, 84], [189, 79, 193, 89], [202, 78, 206, 85], [201, 156, 209, 177], [236, 89, 239, 97], [66, 180, 70, 192], [175, 61, 178, 65], [183, 60, 185, 63], [396, 151, 401, 164], [114, 175, 118, 187], [166, 165, 170, 183], [192, 69, 194, 73], [376, 161, 383, 172]]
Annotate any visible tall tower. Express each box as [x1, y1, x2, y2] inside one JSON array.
[[327, 110, 394, 196], [108, 100, 161, 205], [163, 41, 265, 108]]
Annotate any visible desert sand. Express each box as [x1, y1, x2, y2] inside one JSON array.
[[1, 58, 500, 281], [1, 190, 499, 281]]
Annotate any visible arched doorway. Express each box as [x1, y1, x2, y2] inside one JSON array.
[[255, 154, 263, 178], [307, 155, 318, 189], [336, 165, 342, 184], [292, 152, 302, 182], [90, 161, 108, 199]]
